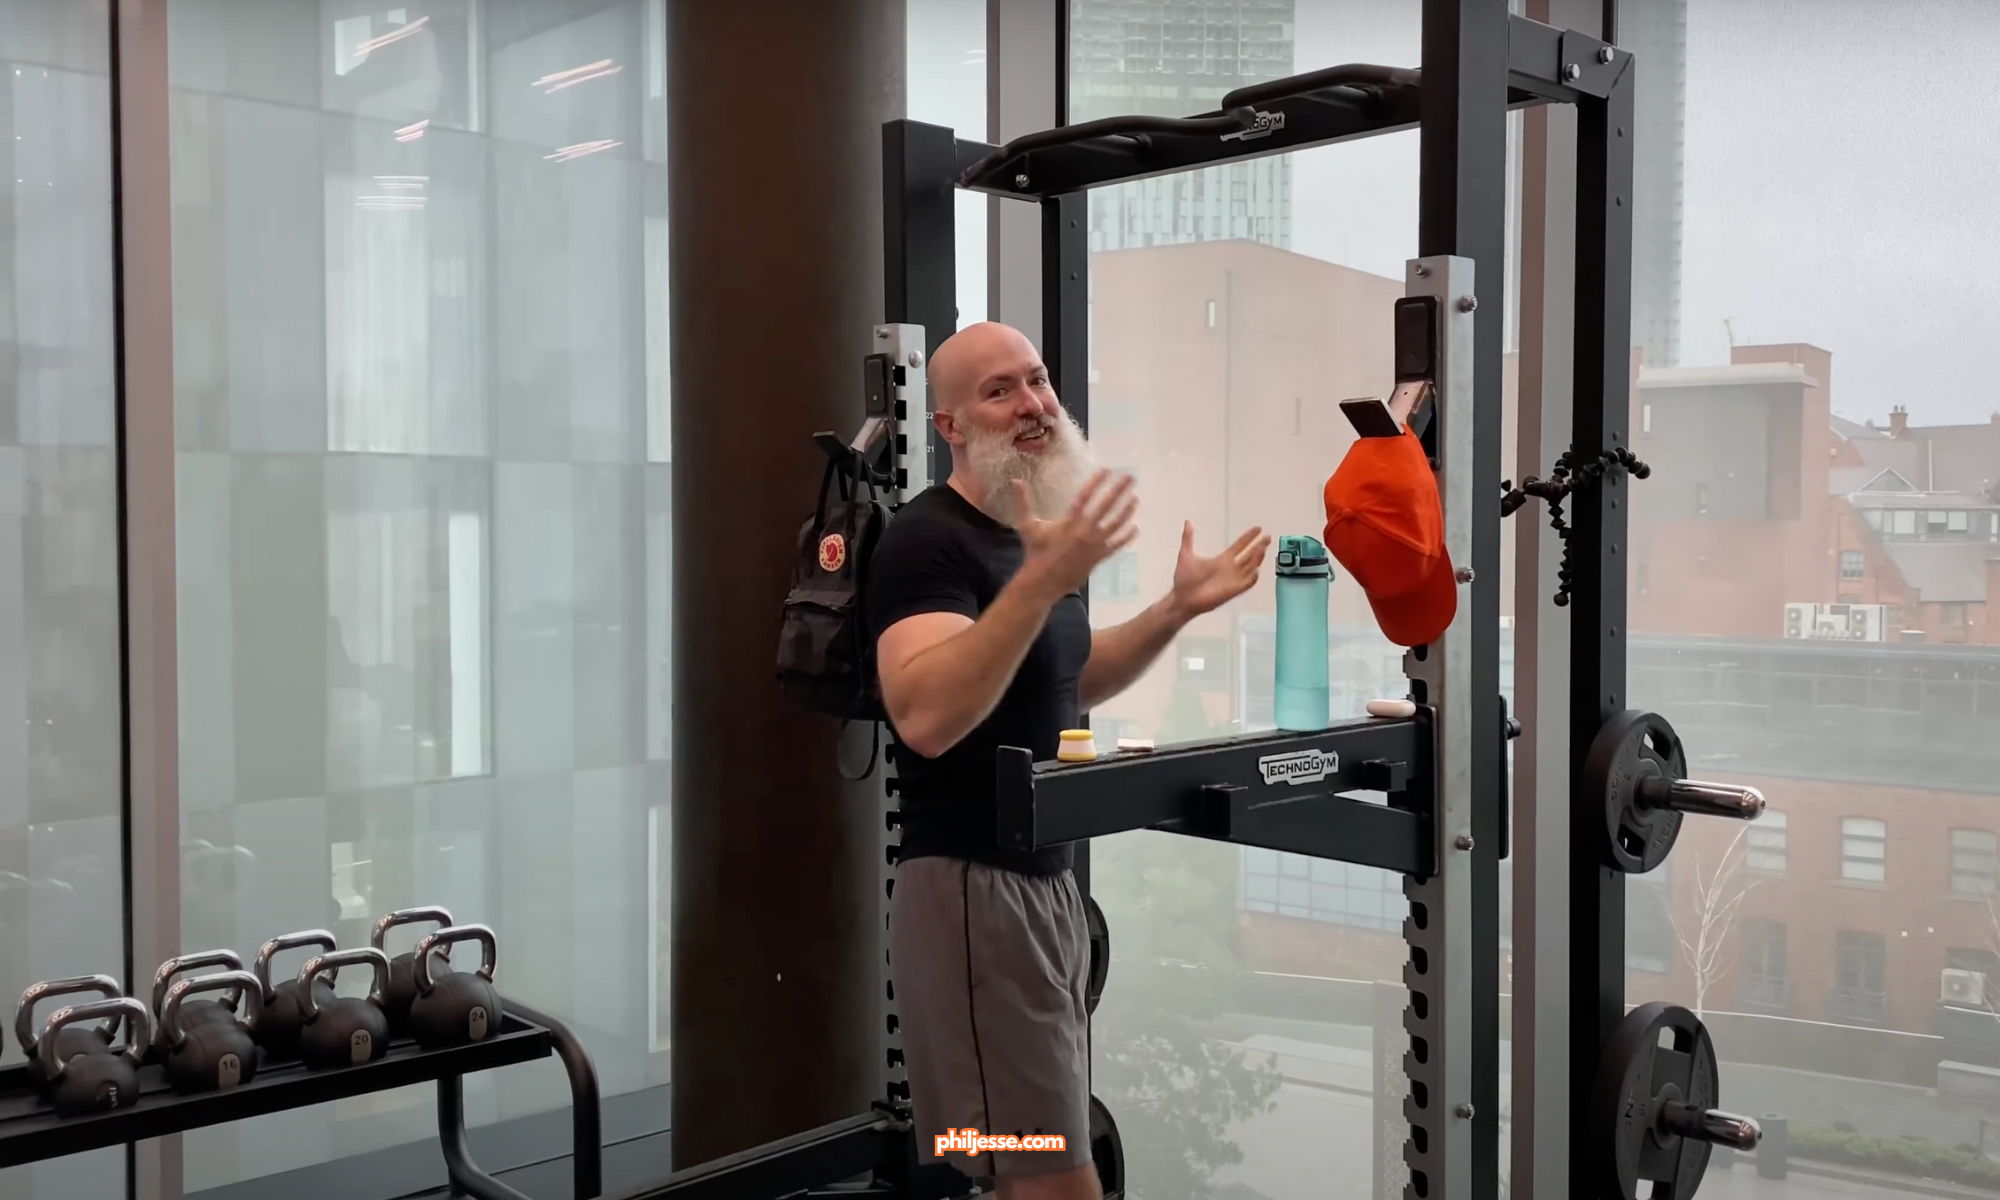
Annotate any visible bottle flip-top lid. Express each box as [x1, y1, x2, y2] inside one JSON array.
[[1275, 534, 1332, 578]]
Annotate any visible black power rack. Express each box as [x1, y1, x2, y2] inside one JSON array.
[[0, 999, 601, 1200]]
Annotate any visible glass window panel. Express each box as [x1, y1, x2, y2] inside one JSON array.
[[167, 1, 673, 1189], [1610, 0, 2000, 1162], [1310, 882, 1340, 914], [0, 2, 129, 1194], [904, 0, 986, 331]]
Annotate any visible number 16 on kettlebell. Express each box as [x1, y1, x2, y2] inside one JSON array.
[[296, 947, 393, 1069], [409, 924, 503, 1049], [160, 969, 263, 1093]]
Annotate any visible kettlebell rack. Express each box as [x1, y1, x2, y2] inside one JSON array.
[[0, 997, 602, 1200]]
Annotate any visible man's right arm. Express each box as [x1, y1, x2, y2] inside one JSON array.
[[876, 563, 1063, 760]]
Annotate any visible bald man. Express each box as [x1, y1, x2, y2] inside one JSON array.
[[866, 322, 1268, 1200]]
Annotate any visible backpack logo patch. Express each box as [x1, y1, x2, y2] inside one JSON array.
[[818, 533, 847, 572]]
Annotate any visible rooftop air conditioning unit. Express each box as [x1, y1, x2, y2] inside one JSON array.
[[1942, 967, 1987, 1008], [1783, 602, 1889, 642]]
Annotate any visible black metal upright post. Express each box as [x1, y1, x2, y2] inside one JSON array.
[[1418, 1, 1509, 1194], [1040, 189, 1091, 898], [883, 119, 962, 484], [1568, 28, 1638, 1197]]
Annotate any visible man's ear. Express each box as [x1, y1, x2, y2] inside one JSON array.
[[932, 410, 959, 447]]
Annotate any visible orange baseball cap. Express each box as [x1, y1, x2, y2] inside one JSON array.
[[1322, 427, 1457, 648]]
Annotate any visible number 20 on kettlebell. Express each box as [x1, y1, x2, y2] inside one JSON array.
[[295, 947, 394, 1069]]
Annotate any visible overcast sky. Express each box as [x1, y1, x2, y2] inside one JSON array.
[[911, 0, 2000, 426]]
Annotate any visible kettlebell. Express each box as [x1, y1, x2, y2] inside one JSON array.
[[409, 924, 503, 1049], [371, 905, 453, 1038], [148, 949, 246, 1062], [160, 969, 263, 1094], [14, 975, 125, 1090], [296, 946, 392, 1070], [250, 929, 338, 1062], [39, 997, 151, 1118]]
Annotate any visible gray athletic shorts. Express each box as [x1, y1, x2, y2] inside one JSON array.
[[889, 855, 1095, 1180]]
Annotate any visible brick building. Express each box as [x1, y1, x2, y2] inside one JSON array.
[[1087, 236, 2000, 1040], [1827, 409, 2000, 644]]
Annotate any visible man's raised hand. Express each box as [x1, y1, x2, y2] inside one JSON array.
[[1010, 470, 1139, 600]]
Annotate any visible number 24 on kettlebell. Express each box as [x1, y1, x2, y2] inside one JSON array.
[[409, 924, 503, 1049]]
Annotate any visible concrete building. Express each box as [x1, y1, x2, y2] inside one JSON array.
[[1082, 237, 1517, 745], [1626, 345, 1835, 640], [1069, 0, 1295, 250], [1620, 0, 1689, 367]]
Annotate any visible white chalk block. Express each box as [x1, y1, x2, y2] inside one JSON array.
[[1366, 698, 1418, 719], [1116, 738, 1156, 753]]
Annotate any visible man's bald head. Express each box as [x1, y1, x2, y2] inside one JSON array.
[[929, 321, 1045, 414], [925, 321, 1094, 525]]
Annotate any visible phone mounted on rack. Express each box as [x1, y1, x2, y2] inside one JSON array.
[[1342, 296, 1441, 439]]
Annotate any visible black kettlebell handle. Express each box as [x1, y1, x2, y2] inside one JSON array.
[[161, 970, 265, 1050], [371, 906, 455, 965], [14, 975, 122, 1058], [41, 997, 150, 1081], [152, 950, 246, 1020], [255, 930, 339, 999], [297, 947, 391, 1020], [412, 925, 498, 995]]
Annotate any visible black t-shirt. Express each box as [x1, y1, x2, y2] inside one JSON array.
[[865, 484, 1090, 875]]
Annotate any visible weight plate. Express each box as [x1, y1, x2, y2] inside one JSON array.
[[1084, 894, 1110, 1016], [1088, 1093, 1126, 1200], [1586, 710, 1688, 874], [1590, 1001, 1721, 1200]]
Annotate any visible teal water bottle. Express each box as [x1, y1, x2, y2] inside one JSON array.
[[1274, 534, 1332, 732]]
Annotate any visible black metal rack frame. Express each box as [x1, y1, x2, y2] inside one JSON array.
[[1, 997, 601, 1200], [623, 4, 1640, 1199], [995, 720, 1434, 877]]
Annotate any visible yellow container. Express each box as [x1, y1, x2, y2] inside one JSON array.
[[1056, 729, 1099, 762]]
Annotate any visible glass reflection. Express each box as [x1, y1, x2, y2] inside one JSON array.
[[0, 0, 127, 1195]]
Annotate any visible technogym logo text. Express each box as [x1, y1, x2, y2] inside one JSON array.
[[1257, 749, 1338, 786], [934, 1128, 1067, 1156]]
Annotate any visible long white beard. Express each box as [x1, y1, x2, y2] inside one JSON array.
[[962, 407, 1097, 526]]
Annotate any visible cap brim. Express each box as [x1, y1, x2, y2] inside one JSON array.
[[1366, 548, 1459, 648]]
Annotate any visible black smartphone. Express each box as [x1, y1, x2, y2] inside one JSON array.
[[1340, 395, 1403, 439], [1394, 296, 1438, 382]]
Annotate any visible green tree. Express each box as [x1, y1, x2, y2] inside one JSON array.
[[1090, 672, 1283, 1200]]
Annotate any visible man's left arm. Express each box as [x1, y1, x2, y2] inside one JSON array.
[[1080, 521, 1272, 710]]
